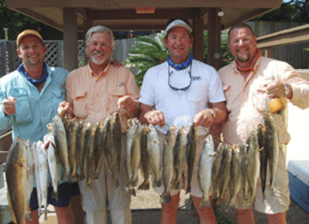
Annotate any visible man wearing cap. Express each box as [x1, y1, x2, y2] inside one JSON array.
[[0, 30, 83, 223], [139, 18, 227, 224], [58, 25, 140, 224]]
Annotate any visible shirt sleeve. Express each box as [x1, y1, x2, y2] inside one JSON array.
[[207, 68, 226, 103], [0, 83, 12, 130], [138, 69, 155, 106], [277, 62, 309, 109]]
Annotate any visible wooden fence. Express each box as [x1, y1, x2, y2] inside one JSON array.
[[247, 21, 309, 69]]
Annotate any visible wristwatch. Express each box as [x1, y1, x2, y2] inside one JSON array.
[[284, 83, 291, 97], [209, 109, 217, 119]]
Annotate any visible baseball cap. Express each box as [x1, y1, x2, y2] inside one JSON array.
[[165, 19, 192, 34], [16, 30, 44, 47]]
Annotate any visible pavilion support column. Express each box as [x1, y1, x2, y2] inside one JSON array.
[[207, 8, 222, 70], [83, 10, 93, 65], [193, 8, 204, 62], [63, 8, 78, 71]]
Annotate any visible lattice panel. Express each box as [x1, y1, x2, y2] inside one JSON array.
[[78, 40, 85, 67]]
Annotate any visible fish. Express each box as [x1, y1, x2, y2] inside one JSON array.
[[31, 141, 42, 213], [245, 131, 261, 206], [257, 124, 267, 196], [75, 120, 86, 180], [186, 122, 198, 194], [172, 126, 187, 190], [111, 112, 122, 178], [104, 117, 120, 187], [211, 142, 225, 199], [226, 144, 242, 210], [161, 125, 177, 203], [129, 121, 142, 188], [25, 139, 33, 220], [239, 141, 249, 204], [44, 132, 59, 195], [85, 123, 96, 189], [218, 144, 232, 201], [198, 134, 214, 207], [125, 118, 138, 195], [67, 118, 78, 182], [6, 137, 27, 224], [37, 140, 49, 220], [92, 122, 105, 179], [147, 124, 162, 188], [264, 113, 279, 195], [47, 114, 70, 181], [138, 125, 151, 190]]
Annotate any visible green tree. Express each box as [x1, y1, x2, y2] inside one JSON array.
[[125, 32, 169, 87], [0, 0, 63, 40]]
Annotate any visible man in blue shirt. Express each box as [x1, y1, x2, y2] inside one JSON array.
[[0, 30, 82, 223]]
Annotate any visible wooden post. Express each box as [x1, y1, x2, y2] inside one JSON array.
[[63, 8, 78, 71], [207, 8, 222, 70], [83, 10, 93, 65], [192, 8, 204, 62]]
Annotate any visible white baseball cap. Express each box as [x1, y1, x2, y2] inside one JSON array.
[[165, 19, 192, 34]]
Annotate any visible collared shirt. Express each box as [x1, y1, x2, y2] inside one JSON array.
[[66, 62, 140, 125], [219, 56, 309, 146], [0, 64, 68, 142], [139, 60, 226, 134]]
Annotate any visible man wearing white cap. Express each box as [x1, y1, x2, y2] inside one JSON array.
[[139, 18, 227, 224], [0, 29, 83, 223]]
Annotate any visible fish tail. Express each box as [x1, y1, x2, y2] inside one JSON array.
[[199, 199, 211, 208], [155, 179, 162, 188], [172, 181, 180, 190], [160, 193, 172, 204], [138, 181, 150, 190]]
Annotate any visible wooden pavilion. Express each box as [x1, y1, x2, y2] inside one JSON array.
[[5, 0, 283, 71]]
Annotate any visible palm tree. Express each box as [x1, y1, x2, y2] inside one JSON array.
[[125, 31, 169, 87]]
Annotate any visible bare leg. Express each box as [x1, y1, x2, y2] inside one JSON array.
[[267, 212, 287, 224], [160, 192, 180, 224], [25, 210, 39, 224], [55, 205, 75, 224], [70, 194, 84, 224], [191, 195, 217, 224], [236, 208, 255, 224]]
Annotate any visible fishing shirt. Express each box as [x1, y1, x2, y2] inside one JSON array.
[[0, 64, 68, 142], [139, 59, 226, 135], [219, 56, 309, 146], [65, 62, 140, 125]]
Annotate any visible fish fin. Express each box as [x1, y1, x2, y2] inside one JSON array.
[[25, 211, 32, 221], [131, 188, 136, 196], [160, 193, 172, 204], [154, 179, 162, 188]]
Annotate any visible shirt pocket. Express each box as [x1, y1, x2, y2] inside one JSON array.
[[187, 83, 206, 102], [223, 85, 232, 112], [11, 88, 33, 125], [73, 90, 89, 119], [253, 85, 269, 113], [108, 85, 126, 114], [45, 89, 65, 119]]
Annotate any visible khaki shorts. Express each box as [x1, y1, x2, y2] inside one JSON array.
[[224, 147, 290, 214]]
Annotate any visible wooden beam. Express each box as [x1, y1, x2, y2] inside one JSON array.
[[93, 8, 195, 20], [257, 23, 309, 49], [214, 8, 222, 70], [14, 8, 63, 31], [0, 131, 12, 152], [77, 8, 88, 20], [89, 24, 165, 31], [63, 8, 78, 71], [199, 8, 209, 19], [223, 8, 274, 30], [192, 8, 204, 62], [0, 152, 8, 164]]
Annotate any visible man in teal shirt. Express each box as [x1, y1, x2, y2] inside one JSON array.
[[0, 30, 82, 223]]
